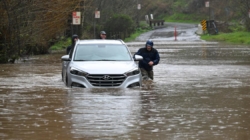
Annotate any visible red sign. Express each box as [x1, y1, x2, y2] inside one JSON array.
[[95, 11, 100, 18], [72, 12, 81, 25], [205, 1, 209, 7], [137, 4, 141, 10]]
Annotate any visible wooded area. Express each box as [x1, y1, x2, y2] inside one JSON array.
[[0, 0, 249, 63]]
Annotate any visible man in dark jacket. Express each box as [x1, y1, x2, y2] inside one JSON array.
[[66, 34, 78, 55], [134, 40, 160, 80], [99, 31, 107, 39]]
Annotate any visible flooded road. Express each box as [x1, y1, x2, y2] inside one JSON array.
[[1, 43, 250, 140], [1, 21, 250, 140], [135, 22, 201, 41]]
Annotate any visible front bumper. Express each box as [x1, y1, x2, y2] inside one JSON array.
[[68, 74, 141, 88]]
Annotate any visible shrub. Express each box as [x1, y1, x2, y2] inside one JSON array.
[[104, 14, 135, 39]]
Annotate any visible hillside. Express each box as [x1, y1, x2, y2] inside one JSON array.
[[0, 0, 249, 63]]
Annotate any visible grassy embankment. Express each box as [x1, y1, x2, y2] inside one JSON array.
[[163, 13, 250, 45], [50, 37, 71, 51], [162, 13, 201, 24], [201, 31, 250, 45], [123, 21, 152, 42]]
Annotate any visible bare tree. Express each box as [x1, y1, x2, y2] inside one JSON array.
[[237, 0, 250, 31], [0, 0, 80, 62]]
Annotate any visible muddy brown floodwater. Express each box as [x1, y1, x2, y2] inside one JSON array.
[[0, 43, 250, 140]]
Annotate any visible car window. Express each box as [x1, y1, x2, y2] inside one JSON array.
[[74, 44, 132, 61], [74, 44, 96, 60]]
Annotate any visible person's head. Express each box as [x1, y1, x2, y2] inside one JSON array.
[[145, 40, 154, 51], [72, 34, 79, 44], [100, 31, 106, 39]]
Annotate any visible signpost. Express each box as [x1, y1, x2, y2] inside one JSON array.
[[72, 12, 81, 36], [95, 11, 100, 18], [137, 4, 141, 10], [72, 12, 81, 25], [145, 15, 149, 23], [201, 20, 207, 31], [94, 10, 100, 38], [136, 4, 141, 27], [205, 1, 209, 8], [150, 14, 154, 20], [205, 1, 211, 20]]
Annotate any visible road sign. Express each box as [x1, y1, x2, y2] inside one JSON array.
[[201, 20, 207, 30], [205, 1, 209, 7], [145, 15, 149, 21], [95, 11, 100, 18], [72, 12, 81, 25], [150, 14, 154, 20], [137, 4, 141, 10]]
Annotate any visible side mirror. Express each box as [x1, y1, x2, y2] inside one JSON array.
[[134, 55, 143, 61], [61, 55, 71, 61]]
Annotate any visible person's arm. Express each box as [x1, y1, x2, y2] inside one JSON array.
[[66, 46, 71, 54], [134, 48, 141, 56], [134, 48, 148, 65], [152, 49, 160, 65], [69, 45, 75, 59]]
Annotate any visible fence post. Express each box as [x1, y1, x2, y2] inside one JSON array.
[[174, 26, 177, 41]]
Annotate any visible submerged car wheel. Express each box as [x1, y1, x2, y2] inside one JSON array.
[[65, 74, 68, 86], [61, 71, 63, 82]]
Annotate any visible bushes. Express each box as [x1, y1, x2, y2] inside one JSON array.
[[0, 52, 8, 63], [104, 14, 135, 39]]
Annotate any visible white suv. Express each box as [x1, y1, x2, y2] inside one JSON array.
[[61, 39, 143, 88]]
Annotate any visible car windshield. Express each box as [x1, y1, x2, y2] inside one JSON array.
[[73, 44, 132, 61]]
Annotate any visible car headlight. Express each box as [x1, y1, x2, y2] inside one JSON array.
[[125, 68, 140, 77], [70, 67, 88, 77]]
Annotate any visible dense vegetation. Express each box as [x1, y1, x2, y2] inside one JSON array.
[[0, 0, 249, 63]]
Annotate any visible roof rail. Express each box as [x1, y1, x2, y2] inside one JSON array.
[[117, 39, 125, 44]]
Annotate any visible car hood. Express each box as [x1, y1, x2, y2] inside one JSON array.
[[70, 61, 138, 74]]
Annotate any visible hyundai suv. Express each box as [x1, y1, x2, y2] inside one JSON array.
[[61, 39, 143, 88]]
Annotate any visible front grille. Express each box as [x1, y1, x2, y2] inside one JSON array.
[[86, 74, 126, 87]]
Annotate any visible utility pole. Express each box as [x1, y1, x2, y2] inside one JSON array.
[[94, 0, 97, 38], [136, 0, 138, 27], [94, 10, 96, 38], [205, 1, 210, 20], [80, 0, 85, 38], [137, 0, 141, 28]]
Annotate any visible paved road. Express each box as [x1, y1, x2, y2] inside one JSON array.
[[134, 22, 202, 42]]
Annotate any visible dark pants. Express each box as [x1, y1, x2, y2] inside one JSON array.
[[140, 68, 154, 80]]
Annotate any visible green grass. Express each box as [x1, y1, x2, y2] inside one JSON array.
[[201, 32, 250, 45], [124, 28, 151, 42], [124, 22, 152, 42], [50, 38, 71, 50], [161, 13, 202, 24]]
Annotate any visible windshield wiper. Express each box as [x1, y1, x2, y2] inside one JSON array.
[[94, 59, 118, 61], [74, 60, 88, 61]]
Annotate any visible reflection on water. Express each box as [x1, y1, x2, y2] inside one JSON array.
[[0, 89, 72, 140], [66, 88, 141, 138]]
